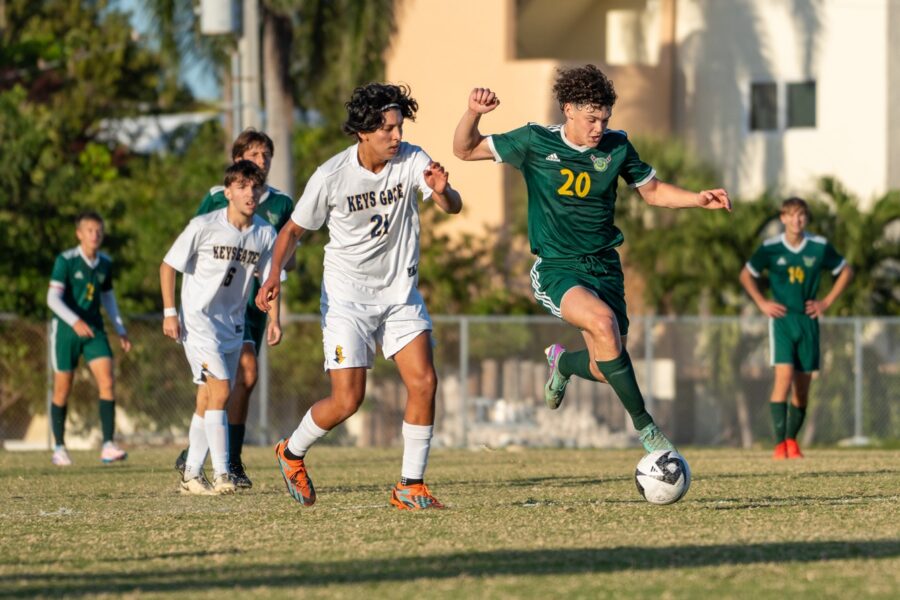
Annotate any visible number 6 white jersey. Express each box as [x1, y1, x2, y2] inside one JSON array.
[[163, 208, 277, 352], [291, 141, 434, 305]]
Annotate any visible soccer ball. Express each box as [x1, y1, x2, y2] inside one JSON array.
[[634, 449, 691, 505]]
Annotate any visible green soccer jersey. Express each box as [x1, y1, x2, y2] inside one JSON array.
[[50, 247, 114, 330], [490, 124, 655, 258], [196, 184, 294, 315], [746, 233, 846, 314]]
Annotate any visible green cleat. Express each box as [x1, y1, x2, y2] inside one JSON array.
[[639, 423, 675, 453], [543, 344, 570, 410]]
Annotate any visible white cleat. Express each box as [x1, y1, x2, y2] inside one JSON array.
[[211, 473, 236, 495], [52, 446, 73, 467], [100, 442, 128, 464], [180, 475, 216, 496]]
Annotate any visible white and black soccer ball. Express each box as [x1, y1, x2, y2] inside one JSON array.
[[634, 450, 691, 505]]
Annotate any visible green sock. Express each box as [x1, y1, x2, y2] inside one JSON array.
[[770, 402, 787, 443], [786, 404, 807, 440], [99, 399, 115, 443], [228, 423, 246, 466], [51, 404, 67, 447], [559, 349, 599, 382], [595, 350, 652, 430]]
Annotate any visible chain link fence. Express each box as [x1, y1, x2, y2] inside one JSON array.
[[1, 314, 897, 450]]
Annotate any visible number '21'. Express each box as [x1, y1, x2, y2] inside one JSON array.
[[557, 169, 591, 198], [370, 214, 390, 238]]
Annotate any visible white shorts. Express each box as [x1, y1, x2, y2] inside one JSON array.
[[182, 341, 241, 388], [321, 291, 432, 371]]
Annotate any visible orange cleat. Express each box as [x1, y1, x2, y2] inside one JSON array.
[[785, 438, 804, 459], [772, 441, 788, 460], [390, 482, 445, 510], [274, 438, 316, 506]]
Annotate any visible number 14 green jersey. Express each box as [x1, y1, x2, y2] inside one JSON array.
[[489, 124, 655, 258], [746, 233, 846, 314]]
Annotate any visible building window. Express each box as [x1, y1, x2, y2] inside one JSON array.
[[787, 81, 816, 128], [750, 82, 778, 131]]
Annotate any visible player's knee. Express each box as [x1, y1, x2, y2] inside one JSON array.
[[406, 369, 437, 400], [586, 313, 619, 345], [332, 393, 365, 419]]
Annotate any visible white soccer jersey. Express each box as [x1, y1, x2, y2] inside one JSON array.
[[163, 208, 276, 352], [291, 141, 435, 304]]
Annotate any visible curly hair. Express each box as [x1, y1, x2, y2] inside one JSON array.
[[342, 83, 418, 137], [224, 160, 266, 188], [552, 65, 617, 111]]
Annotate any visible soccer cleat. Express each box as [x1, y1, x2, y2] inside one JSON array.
[[638, 423, 676, 453], [228, 462, 253, 489], [180, 475, 215, 496], [772, 441, 788, 460], [51, 446, 73, 467], [274, 438, 316, 506], [100, 442, 127, 464], [785, 438, 804, 459], [211, 473, 236, 495], [390, 482, 445, 510], [174, 448, 188, 476], [543, 344, 570, 409]]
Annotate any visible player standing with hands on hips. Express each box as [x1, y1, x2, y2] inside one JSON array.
[[453, 65, 731, 453], [740, 197, 852, 460], [257, 82, 462, 510]]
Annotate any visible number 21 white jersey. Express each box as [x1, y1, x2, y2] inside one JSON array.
[[291, 141, 434, 304], [163, 208, 276, 352]]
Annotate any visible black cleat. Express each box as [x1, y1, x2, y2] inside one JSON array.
[[229, 462, 253, 489], [174, 447, 188, 476]]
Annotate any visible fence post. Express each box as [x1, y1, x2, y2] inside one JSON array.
[[46, 320, 53, 450], [644, 315, 654, 415], [258, 340, 270, 445], [851, 318, 868, 445], [459, 316, 469, 448]]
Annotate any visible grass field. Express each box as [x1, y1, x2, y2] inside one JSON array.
[[2, 446, 899, 599]]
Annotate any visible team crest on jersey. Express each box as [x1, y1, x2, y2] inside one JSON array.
[[776, 257, 787, 266], [803, 256, 816, 267], [335, 345, 345, 364], [266, 210, 277, 225], [590, 154, 612, 172]]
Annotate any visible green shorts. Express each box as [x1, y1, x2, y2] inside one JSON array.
[[51, 319, 112, 372], [530, 252, 629, 336], [770, 314, 819, 372], [242, 303, 267, 355]]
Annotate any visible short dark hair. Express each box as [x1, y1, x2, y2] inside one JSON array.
[[341, 83, 418, 137], [75, 211, 104, 228], [781, 196, 811, 219], [231, 128, 274, 160], [553, 64, 618, 111], [224, 160, 266, 188]]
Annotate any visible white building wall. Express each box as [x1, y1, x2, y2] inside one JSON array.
[[675, 0, 889, 207]]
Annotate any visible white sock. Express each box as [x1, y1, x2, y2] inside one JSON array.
[[401, 421, 433, 481], [185, 413, 208, 480], [287, 411, 329, 457], [204, 409, 229, 477]]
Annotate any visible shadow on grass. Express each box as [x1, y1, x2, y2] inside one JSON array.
[[3, 540, 899, 596]]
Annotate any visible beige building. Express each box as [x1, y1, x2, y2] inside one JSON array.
[[386, 0, 899, 235]]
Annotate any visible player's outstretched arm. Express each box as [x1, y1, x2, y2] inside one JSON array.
[[257, 220, 306, 312], [638, 178, 731, 212], [424, 161, 462, 214], [159, 262, 181, 340], [740, 266, 786, 318], [806, 265, 854, 318], [453, 87, 500, 162]]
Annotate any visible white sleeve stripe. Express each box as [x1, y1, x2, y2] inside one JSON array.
[[832, 259, 847, 276], [629, 168, 657, 189], [745, 262, 761, 278], [486, 136, 503, 163]]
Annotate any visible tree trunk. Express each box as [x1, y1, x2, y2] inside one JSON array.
[[262, 8, 294, 197]]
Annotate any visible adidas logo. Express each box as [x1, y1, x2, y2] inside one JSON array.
[[545, 153, 560, 162], [776, 257, 787, 266], [74, 271, 84, 279]]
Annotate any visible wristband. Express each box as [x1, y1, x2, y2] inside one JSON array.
[[163, 307, 178, 318]]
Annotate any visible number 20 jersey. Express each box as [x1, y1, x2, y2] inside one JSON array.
[[163, 208, 277, 352], [290, 141, 435, 305], [489, 124, 655, 259]]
